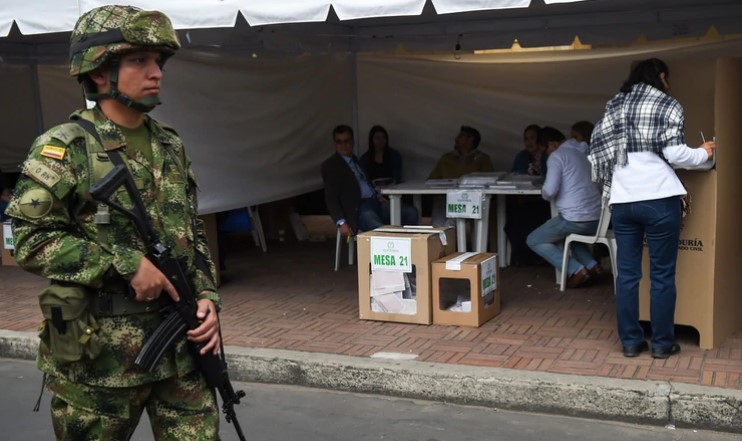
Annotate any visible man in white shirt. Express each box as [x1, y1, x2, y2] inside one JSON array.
[[527, 126, 603, 288]]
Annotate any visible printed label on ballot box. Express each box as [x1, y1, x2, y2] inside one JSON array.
[[446, 190, 483, 219], [2, 223, 13, 250], [370, 237, 412, 273], [481, 255, 497, 296]]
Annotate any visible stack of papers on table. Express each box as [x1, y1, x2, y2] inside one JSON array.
[[496, 174, 543, 188], [425, 178, 458, 187], [457, 172, 505, 188]]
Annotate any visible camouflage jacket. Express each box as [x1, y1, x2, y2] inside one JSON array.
[[6, 108, 219, 387]]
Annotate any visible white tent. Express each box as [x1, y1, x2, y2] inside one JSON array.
[[1, 0, 742, 213]]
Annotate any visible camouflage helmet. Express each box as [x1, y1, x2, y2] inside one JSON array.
[[69, 5, 181, 77]]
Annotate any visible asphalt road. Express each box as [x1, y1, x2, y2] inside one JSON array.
[[1, 358, 736, 441]]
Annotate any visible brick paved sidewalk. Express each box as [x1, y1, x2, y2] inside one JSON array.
[[1, 236, 740, 390]]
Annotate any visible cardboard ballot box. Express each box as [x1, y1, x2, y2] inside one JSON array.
[[1, 221, 17, 267], [432, 252, 500, 327], [357, 226, 455, 325]]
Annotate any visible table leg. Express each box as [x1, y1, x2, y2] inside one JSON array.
[[550, 199, 560, 283], [389, 195, 401, 225], [497, 194, 507, 268], [474, 195, 492, 253], [456, 219, 467, 252], [413, 195, 422, 224]]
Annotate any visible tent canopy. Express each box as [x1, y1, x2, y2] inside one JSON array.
[[3, 1, 742, 55], [1, 0, 741, 214]]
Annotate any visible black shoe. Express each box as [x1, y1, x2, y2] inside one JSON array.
[[622, 341, 649, 358], [651, 343, 681, 359]]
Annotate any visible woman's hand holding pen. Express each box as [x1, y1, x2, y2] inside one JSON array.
[[700, 141, 715, 160]]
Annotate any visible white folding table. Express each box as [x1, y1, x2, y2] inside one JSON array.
[[380, 182, 544, 268]]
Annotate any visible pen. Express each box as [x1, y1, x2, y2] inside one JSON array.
[[700, 131, 706, 143], [346, 235, 351, 244]]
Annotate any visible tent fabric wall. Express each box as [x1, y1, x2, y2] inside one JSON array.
[[0, 64, 38, 170], [355, 38, 742, 182], [2, 37, 741, 214], [153, 52, 354, 213], [2, 53, 354, 214], [3, 1, 742, 215]]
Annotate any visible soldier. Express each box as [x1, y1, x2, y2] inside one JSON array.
[[6, 5, 221, 440]]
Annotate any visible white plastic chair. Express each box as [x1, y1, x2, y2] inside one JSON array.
[[334, 229, 355, 271], [246, 206, 267, 253], [559, 204, 617, 291]]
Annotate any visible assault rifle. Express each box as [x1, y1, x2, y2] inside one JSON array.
[[90, 163, 246, 441]]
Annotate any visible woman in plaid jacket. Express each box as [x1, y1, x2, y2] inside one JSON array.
[[589, 58, 715, 360]]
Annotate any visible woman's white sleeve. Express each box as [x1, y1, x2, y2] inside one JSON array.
[[663, 144, 708, 169]]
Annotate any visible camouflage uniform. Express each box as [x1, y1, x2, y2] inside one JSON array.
[[6, 5, 220, 440]]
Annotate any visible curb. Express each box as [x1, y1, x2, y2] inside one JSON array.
[[2, 330, 741, 433]]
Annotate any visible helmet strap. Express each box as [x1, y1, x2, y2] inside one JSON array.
[[83, 57, 161, 113]]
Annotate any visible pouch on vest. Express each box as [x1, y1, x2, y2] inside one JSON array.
[[38, 283, 101, 364]]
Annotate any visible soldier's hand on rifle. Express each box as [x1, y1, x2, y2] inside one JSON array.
[[187, 298, 220, 355], [131, 256, 180, 303]]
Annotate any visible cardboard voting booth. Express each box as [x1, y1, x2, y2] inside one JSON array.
[[639, 58, 742, 349], [1, 221, 17, 266], [358, 226, 455, 324], [432, 252, 500, 327]]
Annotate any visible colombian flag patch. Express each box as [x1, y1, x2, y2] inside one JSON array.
[[40, 145, 66, 160]]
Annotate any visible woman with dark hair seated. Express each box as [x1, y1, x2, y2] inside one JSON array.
[[359, 125, 403, 186]]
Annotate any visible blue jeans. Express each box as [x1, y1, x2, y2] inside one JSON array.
[[612, 196, 681, 351], [358, 198, 418, 232], [526, 215, 598, 275]]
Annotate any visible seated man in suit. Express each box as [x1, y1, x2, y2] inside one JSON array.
[[322, 125, 418, 237]]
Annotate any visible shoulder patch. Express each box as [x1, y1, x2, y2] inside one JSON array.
[[25, 159, 62, 189], [40, 145, 66, 160], [19, 188, 54, 219], [47, 122, 87, 145]]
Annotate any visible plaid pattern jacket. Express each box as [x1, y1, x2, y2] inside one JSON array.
[[588, 82, 685, 204]]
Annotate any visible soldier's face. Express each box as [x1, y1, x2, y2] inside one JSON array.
[[110, 51, 164, 100]]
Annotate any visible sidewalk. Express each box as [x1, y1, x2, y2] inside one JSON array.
[[1, 233, 741, 432]]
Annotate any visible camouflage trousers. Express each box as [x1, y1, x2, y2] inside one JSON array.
[[46, 369, 219, 441]]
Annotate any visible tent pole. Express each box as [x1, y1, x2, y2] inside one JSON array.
[[30, 44, 44, 135], [350, 51, 359, 156]]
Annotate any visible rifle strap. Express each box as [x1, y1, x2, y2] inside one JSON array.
[[74, 119, 126, 167], [75, 119, 128, 247]]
